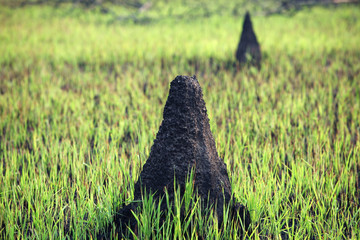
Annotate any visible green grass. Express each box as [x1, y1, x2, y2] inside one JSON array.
[[0, 2, 360, 239]]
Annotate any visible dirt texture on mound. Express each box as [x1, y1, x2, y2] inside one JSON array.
[[114, 75, 250, 237]]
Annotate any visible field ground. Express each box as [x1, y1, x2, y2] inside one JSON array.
[[0, 2, 360, 239]]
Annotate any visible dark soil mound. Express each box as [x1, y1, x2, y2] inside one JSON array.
[[114, 75, 250, 238], [235, 12, 261, 66]]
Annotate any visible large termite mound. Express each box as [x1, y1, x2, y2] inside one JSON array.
[[115, 75, 250, 237], [235, 11, 261, 66]]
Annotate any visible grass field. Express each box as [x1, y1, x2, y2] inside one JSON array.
[[0, 2, 360, 239]]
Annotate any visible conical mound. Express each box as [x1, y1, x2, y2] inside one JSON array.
[[134, 75, 232, 212], [114, 75, 250, 237], [236, 11, 261, 66]]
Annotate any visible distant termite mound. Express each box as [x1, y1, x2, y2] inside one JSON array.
[[235, 11, 261, 67], [114, 75, 250, 237]]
